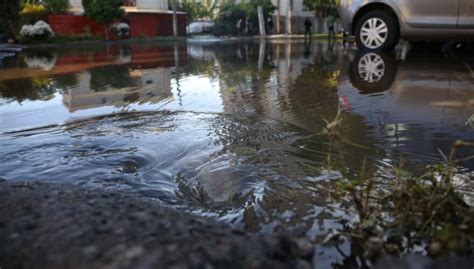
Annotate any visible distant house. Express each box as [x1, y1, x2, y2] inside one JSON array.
[[271, 0, 316, 34], [69, 0, 169, 13], [52, 0, 186, 37]]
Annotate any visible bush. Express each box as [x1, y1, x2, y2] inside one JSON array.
[[82, 0, 124, 39], [43, 0, 70, 15], [20, 20, 55, 40], [170, 0, 216, 23], [111, 22, 130, 38], [82, 0, 124, 24], [0, 0, 21, 37]]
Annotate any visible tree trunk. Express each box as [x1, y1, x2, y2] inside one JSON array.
[[276, 0, 280, 34], [316, 9, 323, 33], [258, 6, 266, 37], [104, 25, 109, 41], [286, 5, 291, 35], [172, 0, 178, 37]]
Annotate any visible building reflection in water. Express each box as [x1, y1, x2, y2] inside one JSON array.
[[60, 44, 187, 112], [62, 67, 172, 112]]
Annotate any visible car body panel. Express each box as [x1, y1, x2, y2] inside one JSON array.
[[396, 0, 458, 29], [458, 0, 474, 28], [338, 0, 474, 40]]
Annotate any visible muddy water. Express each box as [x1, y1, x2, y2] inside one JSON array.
[[1, 41, 473, 266]]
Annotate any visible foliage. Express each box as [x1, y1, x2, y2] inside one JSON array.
[[245, 0, 275, 32], [82, 0, 124, 25], [19, 3, 48, 25], [20, 3, 46, 14], [212, 2, 246, 36], [43, 0, 70, 14], [303, 0, 340, 11], [213, 0, 275, 36], [0, 0, 21, 36], [303, 0, 340, 32], [170, 0, 216, 22]]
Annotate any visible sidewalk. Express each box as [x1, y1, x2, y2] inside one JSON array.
[[21, 33, 346, 48]]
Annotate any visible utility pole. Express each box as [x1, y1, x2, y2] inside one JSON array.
[[258, 6, 266, 37], [276, 0, 280, 34], [173, 0, 178, 37], [286, 2, 291, 35]]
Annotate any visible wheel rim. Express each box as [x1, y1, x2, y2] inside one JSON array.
[[358, 53, 385, 83], [360, 18, 388, 49]]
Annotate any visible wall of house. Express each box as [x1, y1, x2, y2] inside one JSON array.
[[129, 13, 187, 38], [272, 0, 314, 18], [267, 0, 314, 34], [48, 15, 119, 38], [70, 0, 81, 7], [136, 0, 168, 10], [68, 0, 169, 10]]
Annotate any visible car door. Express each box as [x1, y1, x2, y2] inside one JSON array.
[[458, 0, 474, 28], [396, 0, 459, 28]]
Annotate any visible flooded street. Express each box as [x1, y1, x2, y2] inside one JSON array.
[[1, 40, 473, 266]]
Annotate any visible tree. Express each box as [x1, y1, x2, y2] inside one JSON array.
[[173, 0, 177, 37], [82, 0, 124, 39], [242, 0, 276, 33], [213, 2, 246, 36], [43, 0, 71, 14], [169, 0, 216, 23], [213, 0, 275, 36], [303, 0, 339, 33], [0, 0, 21, 38]]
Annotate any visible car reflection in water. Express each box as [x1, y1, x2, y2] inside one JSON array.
[[338, 47, 474, 167]]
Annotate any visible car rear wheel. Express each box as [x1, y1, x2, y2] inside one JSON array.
[[355, 10, 399, 51]]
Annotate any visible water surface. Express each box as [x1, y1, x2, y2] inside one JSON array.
[[1, 40, 473, 267]]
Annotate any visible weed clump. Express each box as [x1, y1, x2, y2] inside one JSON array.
[[329, 141, 473, 261], [315, 109, 473, 262]]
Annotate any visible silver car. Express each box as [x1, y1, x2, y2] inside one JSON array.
[[338, 0, 474, 50]]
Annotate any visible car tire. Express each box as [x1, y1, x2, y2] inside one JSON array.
[[349, 51, 397, 95], [355, 10, 399, 51]]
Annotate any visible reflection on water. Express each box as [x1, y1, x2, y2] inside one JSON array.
[[339, 48, 474, 166], [0, 40, 473, 267], [63, 67, 172, 112]]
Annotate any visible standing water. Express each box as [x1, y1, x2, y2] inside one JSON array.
[[0, 40, 473, 266]]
